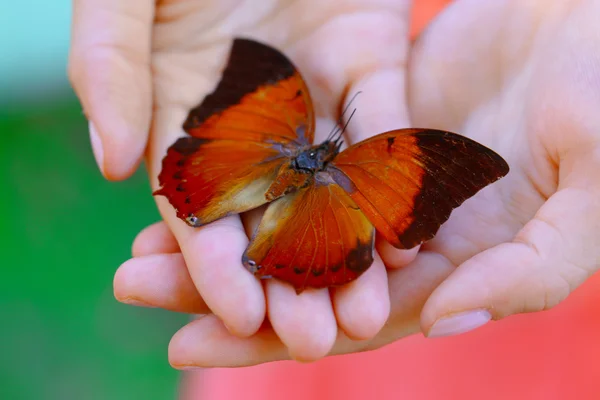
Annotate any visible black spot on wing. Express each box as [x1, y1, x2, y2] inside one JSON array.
[[345, 238, 374, 273], [387, 136, 395, 153]]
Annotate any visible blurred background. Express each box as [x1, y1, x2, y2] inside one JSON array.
[[0, 2, 186, 399]]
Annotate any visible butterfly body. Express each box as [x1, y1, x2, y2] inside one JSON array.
[[154, 37, 510, 293], [295, 140, 339, 171]]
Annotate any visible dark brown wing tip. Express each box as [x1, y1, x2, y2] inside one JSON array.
[[392, 128, 511, 249], [182, 37, 297, 132], [420, 128, 510, 172]]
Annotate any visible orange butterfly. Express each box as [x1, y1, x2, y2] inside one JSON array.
[[154, 38, 509, 293]]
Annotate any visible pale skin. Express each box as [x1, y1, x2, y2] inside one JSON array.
[[69, 0, 600, 367]]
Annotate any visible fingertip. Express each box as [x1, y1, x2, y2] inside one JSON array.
[[182, 221, 266, 338], [87, 117, 147, 181], [377, 237, 420, 268], [76, 59, 150, 182], [267, 282, 337, 362], [420, 243, 550, 336], [113, 253, 209, 314], [426, 309, 492, 339], [169, 314, 288, 368], [168, 315, 216, 369], [113, 257, 158, 308], [89, 121, 106, 177], [113, 258, 136, 303], [101, 125, 147, 181], [70, 2, 154, 182], [131, 221, 179, 257], [419, 254, 494, 333], [333, 256, 390, 341]]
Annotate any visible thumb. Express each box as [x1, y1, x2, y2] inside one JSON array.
[[68, 0, 154, 181], [421, 145, 600, 337]]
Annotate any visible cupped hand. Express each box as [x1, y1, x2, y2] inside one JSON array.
[[111, 0, 600, 367], [69, 0, 420, 362]]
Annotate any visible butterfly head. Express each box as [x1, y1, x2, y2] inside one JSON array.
[[293, 141, 338, 173]]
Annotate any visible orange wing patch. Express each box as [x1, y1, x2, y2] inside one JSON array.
[[243, 179, 375, 293], [185, 72, 313, 146], [331, 129, 510, 249], [183, 38, 314, 146]]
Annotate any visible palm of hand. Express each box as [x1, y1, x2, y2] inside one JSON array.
[[391, 0, 600, 337], [146, 0, 415, 362], [108, 0, 600, 366]]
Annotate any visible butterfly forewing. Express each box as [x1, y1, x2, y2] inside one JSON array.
[[330, 129, 510, 249], [154, 38, 316, 227], [183, 38, 315, 145]]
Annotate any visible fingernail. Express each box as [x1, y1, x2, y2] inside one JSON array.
[[119, 297, 155, 308], [427, 309, 491, 338], [89, 121, 105, 175], [287, 350, 319, 364], [174, 365, 203, 371]]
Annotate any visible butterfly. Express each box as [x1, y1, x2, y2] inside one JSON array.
[[153, 37, 510, 293]]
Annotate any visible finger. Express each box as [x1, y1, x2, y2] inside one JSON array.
[[169, 315, 288, 368], [309, 7, 414, 342], [132, 221, 180, 257], [114, 253, 210, 314], [332, 254, 390, 340], [266, 282, 337, 362], [290, 1, 413, 118], [423, 147, 600, 337], [377, 237, 420, 269], [315, 25, 418, 341], [149, 108, 266, 339], [344, 62, 420, 268], [168, 251, 454, 368], [68, 0, 154, 180], [178, 216, 266, 337], [327, 67, 417, 342]]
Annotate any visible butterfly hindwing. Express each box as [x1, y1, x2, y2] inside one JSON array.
[[330, 129, 510, 249], [243, 178, 375, 293], [154, 136, 288, 226], [154, 38, 315, 226]]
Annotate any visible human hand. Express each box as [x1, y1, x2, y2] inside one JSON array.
[[112, 0, 600, 367], [70, 0, 421, 362]]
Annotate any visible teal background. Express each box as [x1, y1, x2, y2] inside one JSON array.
[[1, 2, 186, 399]]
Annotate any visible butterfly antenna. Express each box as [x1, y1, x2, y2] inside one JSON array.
[[326, 125, 341, 142], [333, 108, 357, 151], [326, 91, 363, 141], [337, 91, 362, 125]]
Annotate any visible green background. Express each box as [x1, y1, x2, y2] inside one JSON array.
[[1, 2, 186, 399]]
